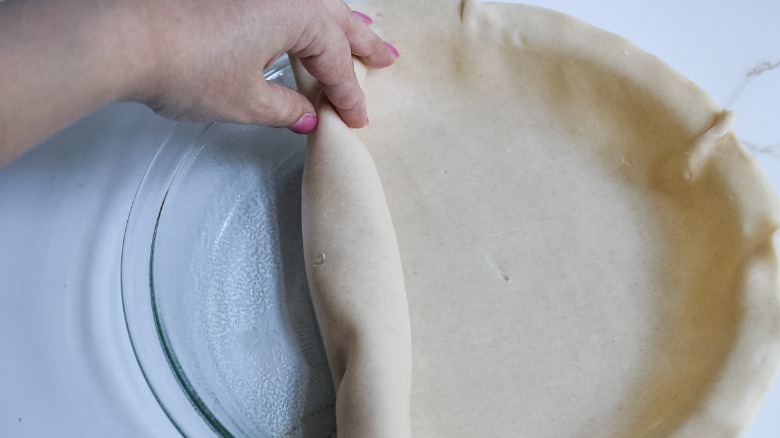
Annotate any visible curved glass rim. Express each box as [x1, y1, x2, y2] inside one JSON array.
[[120, 55, 293, 437]]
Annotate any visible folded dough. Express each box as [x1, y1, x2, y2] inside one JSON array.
[[301, 63, 412, 437], [299, 1, 780, 437]]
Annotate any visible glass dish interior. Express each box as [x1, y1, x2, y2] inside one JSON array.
[[122, 57, 336, 437]]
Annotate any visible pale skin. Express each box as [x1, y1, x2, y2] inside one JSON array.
[[0, 0, 397, 165]]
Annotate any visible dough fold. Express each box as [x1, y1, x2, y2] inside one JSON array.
[[300, 68, 412, 437]]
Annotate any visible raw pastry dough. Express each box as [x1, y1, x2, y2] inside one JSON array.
[[300, 1, 780, 437], [302, 95, 412, 437]]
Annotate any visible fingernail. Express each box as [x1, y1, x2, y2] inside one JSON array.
[[288, 113, 318, 134], [385, 42, 400, 58], [353, 11, 373, 25]]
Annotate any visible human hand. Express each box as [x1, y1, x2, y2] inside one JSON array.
[[0, 0, 388, 163], [129, 0, 398, 133]]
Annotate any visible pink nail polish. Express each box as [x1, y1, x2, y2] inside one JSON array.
[[288, 113, 318, 134], [353, 11, 373, 25], [385, 42, 400, 58]]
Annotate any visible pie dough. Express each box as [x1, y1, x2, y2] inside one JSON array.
[[298, 1, 780, 436]]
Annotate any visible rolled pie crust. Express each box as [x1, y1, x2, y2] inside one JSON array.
[[297, 1, 780, 436]]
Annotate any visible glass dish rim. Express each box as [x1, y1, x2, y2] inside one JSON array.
[[120, 56, 293, 437]]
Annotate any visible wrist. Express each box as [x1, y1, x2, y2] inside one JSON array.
[[88, 0, 162, 104], [0, 0, 160, 161]]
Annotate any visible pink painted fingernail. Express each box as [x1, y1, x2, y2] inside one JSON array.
[[385, 42, 400, 58], [353, 11, 373, 25], [288, 113, 318, 134]]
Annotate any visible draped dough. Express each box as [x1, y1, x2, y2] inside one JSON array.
[[299, 1, 780, 437]]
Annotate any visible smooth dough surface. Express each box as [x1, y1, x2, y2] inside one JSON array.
[[300, 1, 780, 437]]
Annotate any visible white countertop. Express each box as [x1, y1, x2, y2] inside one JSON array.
[[1, 1, 778, 436]]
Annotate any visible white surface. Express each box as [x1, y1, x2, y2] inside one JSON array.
[[1, 1, 778, 436], [0, 105, 181, 436]]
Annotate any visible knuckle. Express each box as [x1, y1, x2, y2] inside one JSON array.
[[328, 84, 364, 112]]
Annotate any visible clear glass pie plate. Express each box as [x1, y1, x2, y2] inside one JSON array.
[[121, 56, 337, 437]]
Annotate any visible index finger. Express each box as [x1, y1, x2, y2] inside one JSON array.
[[325, 0, 398, 69], [296, 21, 367, 128]]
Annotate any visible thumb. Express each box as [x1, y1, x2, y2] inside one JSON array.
[[251, 80, 318, 134]]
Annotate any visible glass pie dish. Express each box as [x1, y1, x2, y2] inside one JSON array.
[[121, 56, 337, 437]]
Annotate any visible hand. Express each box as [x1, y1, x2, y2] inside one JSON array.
[[131, 0, 398, 133], [1, 0, 388, 163]]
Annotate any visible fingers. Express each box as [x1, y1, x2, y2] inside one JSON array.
[[323, 0, 398, 68], [128, 0, 401, 134], [294, 1, 398, 129], [296, 18, 368, 128], [246, 80, 317, 133]]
